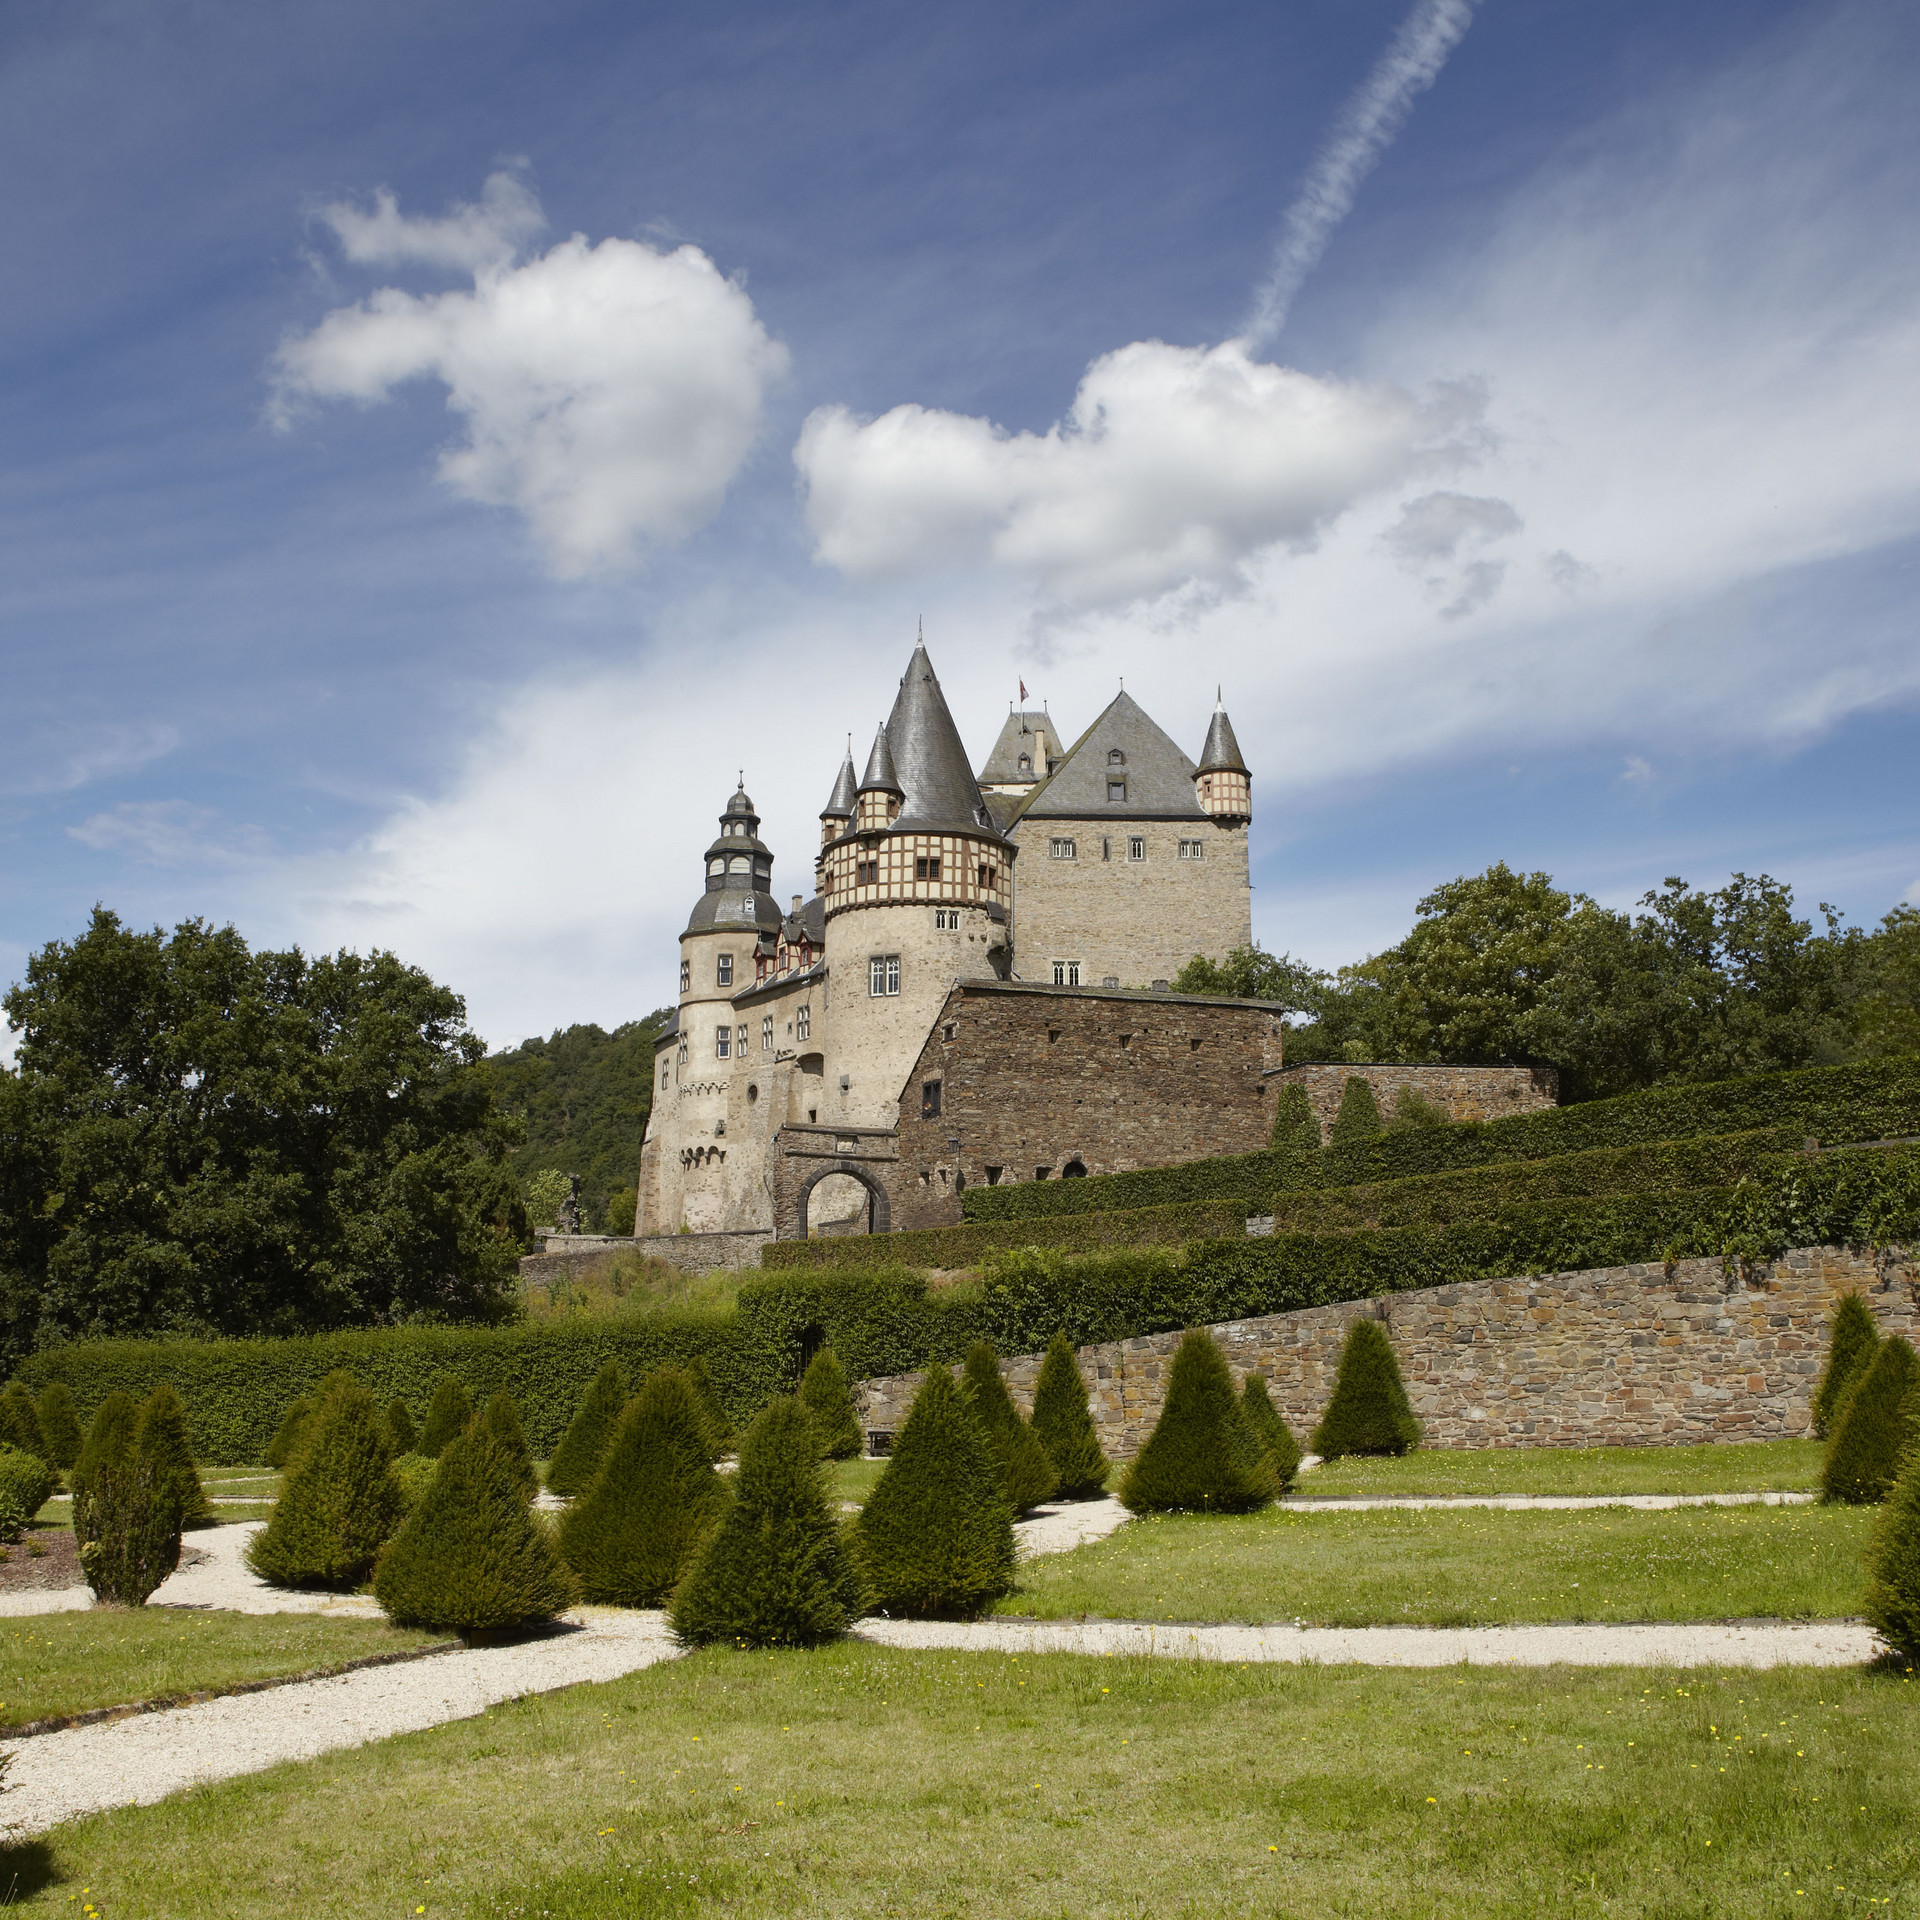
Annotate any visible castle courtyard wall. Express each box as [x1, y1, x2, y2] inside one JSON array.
[[1281, 1061, 1559, 1137]]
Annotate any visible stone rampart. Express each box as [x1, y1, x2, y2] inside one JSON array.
[[518, 1227, 772, 1285], [1280, 1062, 1558, 1139], [853, 1244, 1918, 1456]]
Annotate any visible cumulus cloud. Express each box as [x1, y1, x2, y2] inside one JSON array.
[[797, 340, 1486, 605], [273, 178, 789, 577]]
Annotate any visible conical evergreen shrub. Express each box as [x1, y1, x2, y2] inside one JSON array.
[[1864, 1408, 1920, 1662], [137, 1383, 215, 1528], [0, 1445, 56, 1542], [684, 1358, 736, 1460], [961, 1343, 1058, 1511], [1327, 1075, 1383, 1178], [1118, 1330, 1276, 1514], [1821, 1336, 1919, 1506], [264, 1397, 313, 1470], [852, 1364, 1015, 1618], [246, 1373, 404, 1588], [1310, 1317, 1421, 1458], [0, 1382, 45, 1459], [1812, 1293, 1881, 1439], [477, 1391, 537, 1501], [1241, 1375, 1302, 1490], [1030, 1332, 1109, 1500], [385, 1399, 418, 1456], [36, 1382, 82, 1470], [419, 1375, 473, 1457], [78, 1389, 191, 1606], [375, 1429, 576, 1635], [558, 1369, 729, 1605], [1270, 1082, 1323, 1187], [799, 1347, 863, 1461], [71, 1393, 138, 1550], [671, 1396, 864, 1648], [546, 1362, 629, 1498], [392, 1451, 438, 1513]]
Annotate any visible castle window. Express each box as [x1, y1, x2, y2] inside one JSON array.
[[857, 858, 879, 885], [1104, 976, 1119, 988], [708, 858, 724, 876], [1049, 838, 1076, 860], [1052, 961, 1081, 987], [977, 863, 996, 889], [737, 1023, 749, 1055], [1108, 749, 1125, 765], [679, 959, 691, 993], [717, 953, 733, 987], [729, 855, 750, 873], [1102, 837, 1111, 861], [1178, 839, 1204, 859], [715, 1026, 731, 1058], [1017, 754, 1031, 774], [934, 908, 957, 929], [797, 1005, 811, 1040], [762, 1015, 773, 1051], [869, 954, 901, 997], [915, 854, 942, 882], [921, 1079, 943, 1119], [1128, 836, 1146, 862], [1108, 780, 1126, 803], [677, 1044, 688, 1070], [985, 1166, 1003, 1184]]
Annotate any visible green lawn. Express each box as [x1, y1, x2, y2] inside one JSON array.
[[1, 1610, 450, 1732], [1003, 1502, 1877, 1625], [9, 1643, 1915, 1917], [1299, 1438, 1826, 1498], [826, 1457, 887, 1508]]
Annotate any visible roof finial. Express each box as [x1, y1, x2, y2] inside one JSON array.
[[1216, 684, 1224, 710], [917, 614, 923, 643]]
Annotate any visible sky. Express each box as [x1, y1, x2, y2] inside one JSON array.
[[4, 0, 1919, 1053]]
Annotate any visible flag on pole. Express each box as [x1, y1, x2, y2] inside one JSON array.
[[1019, 679, 1028, 702]]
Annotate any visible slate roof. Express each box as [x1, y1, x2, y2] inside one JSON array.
[[881, 643, 1009, 843], [977, 709, 1062, 786], [821, 750, 858, 818], [1013, 690, 1206, 821], [859, 723, 901, 795], [1197, 702, 1248, 775]]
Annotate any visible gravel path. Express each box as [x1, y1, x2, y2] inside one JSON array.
[[1014, 1497, 1130, 1557], [0, 1609, 680, 1837], [1279, 1490, 1819, 1512]]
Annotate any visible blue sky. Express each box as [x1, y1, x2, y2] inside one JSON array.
[[4, 0, 1918, 1051]]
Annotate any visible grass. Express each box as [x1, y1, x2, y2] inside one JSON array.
[[1003, 1502, 1877, 1625], [9, 1642, 1916, 1916], [32, 1467, 282, 1530], [520, 1251, 744, 1322], [0, 1610, 449, 1732], [826, 1458, 887, 1508], [1300, 1438, 1826, 1498]]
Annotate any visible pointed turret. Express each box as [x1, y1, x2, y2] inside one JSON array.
[[884, 643, 1003, 840], [682, 779, 781, 938], [859, 722, 902, 796], [1195, 691, 1251, 824], [820, 743, 858, 849]]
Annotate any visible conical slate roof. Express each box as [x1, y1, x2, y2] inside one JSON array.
[[884, 643, 1007, 842], [822, 748, 858, 818], [859, 723, 902, 795], [1196, 698, 1248, 775]]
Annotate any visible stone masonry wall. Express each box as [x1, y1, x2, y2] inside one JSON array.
[[1280, 1062, 1559, 1141], [853, 1244, 1919, 1456], [518, 1228, 773, 1286]]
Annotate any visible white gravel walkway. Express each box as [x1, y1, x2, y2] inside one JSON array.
[[0, 1608, 680, 1837], [1013, 1496, 1130, 1557], [1279, 1490, 1819, 1512]]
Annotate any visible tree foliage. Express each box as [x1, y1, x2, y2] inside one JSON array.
[[1241, 1374, 1302, 1490], [1821, 1336, 1918, 1506], [1811, 1293, 1881, 1439], [1327, 1077, 1383, 1178], [138, 1381, 214, 1528], [545, 1360, 628, 1499], [1310, 1318, 1420, 1459], [385, 1397, 418, 1456], [71, 1391, 137, 1551], [1863, 1406, 1920, 1662], [35, 1380, 82, 1469], [246, 1372, 403, 1588], [961, 1342, 1058, 1511], [0, 1445, 55, 1542], [477, 1390, 537, 1502], [0, 1382, 44, 1460], [798, 1346, 862, 1461], [77, 1390, 189, 1606], [1171, 946, 1326, 1016], [1117, 1330, 1275, 1515], [420, 1375, 473, 1457], [1029, 1332, 1109, 1500]]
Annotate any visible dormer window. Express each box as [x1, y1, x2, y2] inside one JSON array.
[[1108, 749, 1126, 766], [1108, 779, 1126, 803], [1017, 754, 1032, 774]]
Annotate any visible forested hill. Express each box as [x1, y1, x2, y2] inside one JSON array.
[[486, 1014, 670, 1232]]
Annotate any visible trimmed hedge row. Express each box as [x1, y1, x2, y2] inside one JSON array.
[[758, 1199, 1252, 1273], [958, 1058, 1920, 1222]]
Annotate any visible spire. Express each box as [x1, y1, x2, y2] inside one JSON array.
[[822, 743, 858, 819], [859, 721, 902, 795], [1197, 695, 1248, 775], [884, 641, 1004, 839]]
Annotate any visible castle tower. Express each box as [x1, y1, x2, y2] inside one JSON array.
[[1195, 692, 1251, 825]]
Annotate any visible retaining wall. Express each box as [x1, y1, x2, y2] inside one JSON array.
[[519, 1228, 773, 1287]]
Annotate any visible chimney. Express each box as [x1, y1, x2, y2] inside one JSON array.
[[792, 894, 802, 916]]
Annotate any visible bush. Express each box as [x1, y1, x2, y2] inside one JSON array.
[[1241, 1375, 1301, 1490], [961, 1343, 1057, 1512], [1864, 1408, 1920, 1662], [1029, 1333, 1109, 1500], [420, 1376, 474, 1458], [264, 1398, 312, 1470], [35, 1382, 82, 1470], [138, 1383, 215, 1528], [0, 1382, 46, 1459], [392, 1451, 438, 1513], [71, 1392, 138, 1551], [1311, 1319, 1421, 1459], [0, 1445, 55, 1542], [385, 1399, 418, 1456], [670, 1396, 864, 1648], [600, 1187, 637, 1236], [798, 1348, 862, 1461], [684, 1357, 737, 1460], [1270, 1081, 1321, 1157], [546, 1361, 629, 1498], [557, 1370, 729, 1606], [374, 1429, 576, 1634], [246, 1373, 404, 1588], [477, 1392, 537, 1502], [78, 1394, 190, 1607], [1117, 1330, 1275, 1515], [1328, 1076, 1383, 1180], [852, 1364, 1015, 1619], [1812, 1293, 1882, 1439], [1821, 1336, 1919, 1506]]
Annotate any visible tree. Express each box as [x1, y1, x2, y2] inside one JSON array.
[[1863, 1407, 1920, 1662], [1172, 945, 1328, 1017], [1029, 1333, 1109, 1500], [0, 1382, 45, 1459], [683, 1357, 736, 1461], [670, 1396, 864, 1648], [523, 1169, 573, 1234], [77, 1390, 189, 1607], [1850, 906, 1920, 1060], [137, 1382, 214, 1528], [1268, 1083, 1322, 1183], [0, 909, 528, 1368], [799, 1346, 863, 1461], [35, 1381, 82, 1469], [71, 1392, 137, 1551], [1812, 1294, 1882, 1439], [1311, 1319, 1421, 1458], [1241, 1375, 1302, 1490], [546, 1361, 628, 1499], [477, 1391, 537, 1501], [420, 1376, 473, 1457], [1327, 1077, 1383, 1179], [375, 1428, 575, 1634], [265, 1397, 313, 1469], [852, 1364, 1015, 1619], [1821, 1337, 1918, 1506], [246, 1373, 404, 1588], [557, 1369, 729, 1606], [1118, 1330, 1275, 1515], [385, 1398, 418, 1456], [961, 1342, 1058, 1511], [0, 1445, 55, 1543], [600, 1188, 637, 1236]]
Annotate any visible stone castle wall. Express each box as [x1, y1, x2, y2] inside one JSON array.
[[853, 1244, 1919, 1456], [1281, 1062, 1559, 1140], [518, 1227, 773, 1286]]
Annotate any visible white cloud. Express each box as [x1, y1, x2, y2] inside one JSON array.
[[274, 180, 789, 577], [1382, 491, 1520, 564], [68, 801, 271, 867], [4, 722, 179, 796], [797, 340, 1486, 605]]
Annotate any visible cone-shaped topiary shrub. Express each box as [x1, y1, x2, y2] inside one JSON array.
[[961, 1343, 1058, 1512], [374, 1428, 576, 1635], [36, 1382, 82, 1471], [1241, 1375, 1302, 1491], [1327, 1075, 1383, 1178], [247, 1373, 404, 1588], [477, 1391, 538, 1501], [264, 1397, 313, 1470], [0, 1382, 46, 1459], [558, 1369, 729, 1605], [1030, 1333, 1109, 1500], [71, 1392, 139, 1550], [1311, 1317, 1421, 1459], [1812, 1293, 1881, 1439], [670, 1395, 864, 1648], [852, 1364, 1015, 1618], [392, 1452, 438, 1513], [1118, 1330, 1276, 1515], [1270, 1082, 1324, 1186], [0, 1445, 56, 1542], [419, 1375, 473, 1457], [799, 1347, 863, 1461], [1821, 1336, 1919, 1506], [385, 1399, 418, 1456], [78, 1390, 189, 1606], [546, 1361, 629, 1498], [137, 1383, 215, 1528], [1864, 1408, 1920, 1661], [685, 1358, 736, 1461]]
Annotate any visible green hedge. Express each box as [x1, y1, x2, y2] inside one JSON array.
[[959, 1059, 1920, 1222], [758, 1200, 1251, 1273]]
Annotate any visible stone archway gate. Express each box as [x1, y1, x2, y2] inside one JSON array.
[[771, 1122, 903, 1240]]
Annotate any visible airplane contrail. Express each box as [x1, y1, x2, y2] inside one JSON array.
[[1242, 0, 1479, 350]]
